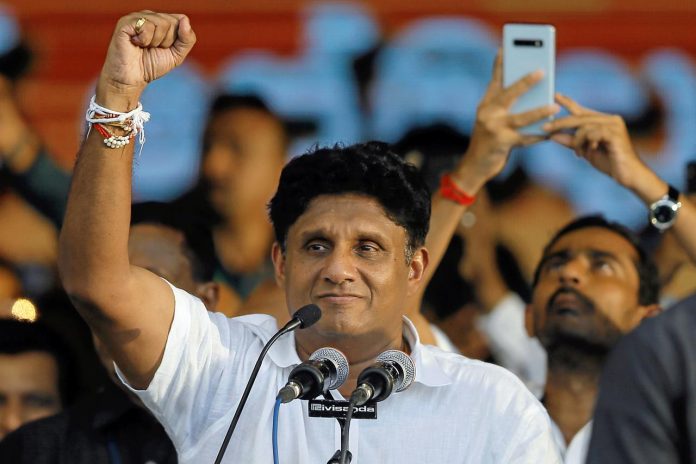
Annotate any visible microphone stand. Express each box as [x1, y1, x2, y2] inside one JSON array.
[[323, 390, 353, 464], [327, 450, 352, 464], [213, 312, 315, 464]]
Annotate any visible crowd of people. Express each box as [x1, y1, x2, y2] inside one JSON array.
[[0, 8, 695, 464]]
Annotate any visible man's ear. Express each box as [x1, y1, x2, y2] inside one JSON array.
[[639, 303, 662, 320], [271, 242, 286, 288], [406, 247, 429, 296], [524, 304, 534, 338], [195, 282, 220, 311]]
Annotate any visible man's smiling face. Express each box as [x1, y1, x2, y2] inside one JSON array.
[[272, 194, 426, 343]]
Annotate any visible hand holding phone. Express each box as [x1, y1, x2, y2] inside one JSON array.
[[503, 24, 556, 135]]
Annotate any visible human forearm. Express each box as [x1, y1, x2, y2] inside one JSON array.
[[424, 170, 481, 282], [408, 53, 557, 311], [671, 199, 696, 265], [626, 165, 696, 265], [546, 95, 696, 265], [0, 75, 40, 172], [474, 259, 511, 313], [9, 147, 71, 227], [58, 12, 195, 388], [58, 83, 139, 305], [60, 8, 195, 304], [407, 162, 486, 313]]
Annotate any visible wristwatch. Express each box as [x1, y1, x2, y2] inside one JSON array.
[[649, 184, 682, 231]]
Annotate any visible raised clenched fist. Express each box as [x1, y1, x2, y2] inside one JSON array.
[[97, 11, 196, 111]]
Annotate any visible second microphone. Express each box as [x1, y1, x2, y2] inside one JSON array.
[[277, 347, 349, 403]]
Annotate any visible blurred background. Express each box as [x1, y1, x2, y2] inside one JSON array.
[[3, 0, 695, 209], [0, 0, 695, 401]]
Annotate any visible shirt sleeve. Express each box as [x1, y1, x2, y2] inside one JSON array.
[[114, 281, 265, 454], [477, 292, 547, 398], [504, 407, 562, 464], [481, 363, 562, 464]]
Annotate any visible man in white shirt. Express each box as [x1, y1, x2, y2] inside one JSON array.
[[58, 11, 561, 463], [528, 215, 661, 462], [458, 212, 662, 463]]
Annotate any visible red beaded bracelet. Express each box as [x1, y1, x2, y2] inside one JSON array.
[[440, 173, 476, 206]]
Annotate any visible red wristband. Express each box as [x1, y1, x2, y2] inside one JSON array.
[[440, 173, 476, 206]]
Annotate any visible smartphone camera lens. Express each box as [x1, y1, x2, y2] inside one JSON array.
[[513, 39, 544, 47]]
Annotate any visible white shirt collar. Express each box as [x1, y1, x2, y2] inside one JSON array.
[[550, 418, 593, 462], [403, 316, 453, 387], [252, 314, 453, 388]]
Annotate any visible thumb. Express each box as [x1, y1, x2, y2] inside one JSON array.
[[171, 16, 196, 62]]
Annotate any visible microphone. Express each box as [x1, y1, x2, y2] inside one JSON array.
[[214, 304, 321, 464], [277, 347, 349, 403], [350, 350, 415, 406], [282, 303, 322, 332]]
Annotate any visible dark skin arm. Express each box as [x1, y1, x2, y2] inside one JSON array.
[[406, 53, 559, 315], [546, 94, 696, 264], [58, 12, 196, 389]]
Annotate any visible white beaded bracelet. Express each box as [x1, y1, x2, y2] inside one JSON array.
[[85, 95, 151, 150]]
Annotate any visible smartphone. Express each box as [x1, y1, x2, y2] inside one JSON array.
[[503, 24, 556, 135]]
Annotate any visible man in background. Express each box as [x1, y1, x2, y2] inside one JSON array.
[[0, 319, 75, 440], [0, 203, 219, 463]]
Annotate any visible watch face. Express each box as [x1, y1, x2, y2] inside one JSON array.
[[654, 204, 676, 223]]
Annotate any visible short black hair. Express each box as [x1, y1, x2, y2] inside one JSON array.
[[269, 141, 431, 259], [130, 202, 217, 282], [208, 93, 273, 116], [532, 215, 660, 305], [203, 92, 288, 155], [392, 123, 471, 193], [0, 41, 33, 81], [0, 319, 76, 406]]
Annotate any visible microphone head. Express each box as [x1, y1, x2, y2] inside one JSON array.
[[376, 350, 416, 392], [292, 304, 321, 328], [309, 347, 349, 390]]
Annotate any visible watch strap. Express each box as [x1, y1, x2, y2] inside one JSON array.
[[667, 184, 680, 203]]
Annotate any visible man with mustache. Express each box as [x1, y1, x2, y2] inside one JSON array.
[[525, 215, 661, 463], [0, 203, 220, 463], [58, 11, 561, 463], [524, 91, 696, 463], [470, 93, 696, 462]]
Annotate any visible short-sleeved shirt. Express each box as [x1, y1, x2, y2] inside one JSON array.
[[551, 419, 591, 464], [477, 292, 548, 398], [117, 282, 561, 463]]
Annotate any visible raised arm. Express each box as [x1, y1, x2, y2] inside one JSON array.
[[407, 53, 559, 311], [545, 94, 696, 264], [0, 76, 71, 226], [58, 12, 196, 389]]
